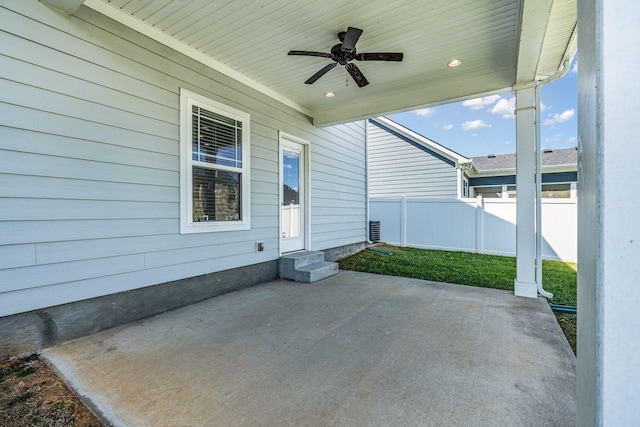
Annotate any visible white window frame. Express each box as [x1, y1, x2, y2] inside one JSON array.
[[462, 177, 469, 198], [179, 88, 250, 234]]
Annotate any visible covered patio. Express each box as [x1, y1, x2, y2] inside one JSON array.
[[43, 271, 576, 426], [4, 0, 638, 423]]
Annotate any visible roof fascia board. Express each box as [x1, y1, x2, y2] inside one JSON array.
[[515, 0, 554, 84], [372, 117, 469, 164], [469, 164, 576, 177], [468, 170, 577, 186], [536, 24, 577, 81], [83, 0, 312, 118], [40, 0, 86, 15], [536, 1, 578, 81]]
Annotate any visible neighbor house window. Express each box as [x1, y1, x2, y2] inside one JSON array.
[[474, 186, 502, 198], [180, 89, 250, 233], [541, 183, 571, 198], [462, 178, 469, 198]]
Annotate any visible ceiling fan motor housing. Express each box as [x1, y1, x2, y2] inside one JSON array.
[[331, 43, 355, 65]]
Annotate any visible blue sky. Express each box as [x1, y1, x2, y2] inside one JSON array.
[[387, 57, 577, 158], [283, 149, 300, 190]]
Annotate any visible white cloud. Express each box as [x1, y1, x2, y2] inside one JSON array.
[[504, 141, 512, 145], [489, 97, 516, 118], [462, 95, 501, 110], [462, 120, 492, 131], [566, 136, 577, 145], [284, 164, 292, 169], [414, 108, 434, 117], [442, 123, 453, 130], [571, 61, 578, 74], [544, 108, 575, 125]]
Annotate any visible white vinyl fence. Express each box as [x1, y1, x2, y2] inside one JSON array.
[[369, 197, 577, 262]]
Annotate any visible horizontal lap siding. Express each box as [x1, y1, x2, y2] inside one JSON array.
[[310, 121, 366, 250], [0, 1, 365, 316], [367, 121, 458, 198], [310, 138, 366, 248]]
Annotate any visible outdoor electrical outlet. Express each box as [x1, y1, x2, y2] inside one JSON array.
[[256, 241, 264, 252]]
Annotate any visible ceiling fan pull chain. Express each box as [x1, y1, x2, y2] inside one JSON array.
[[346, 69, 349, 87]]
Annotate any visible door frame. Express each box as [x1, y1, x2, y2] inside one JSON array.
[[279, 131, 311, 254]]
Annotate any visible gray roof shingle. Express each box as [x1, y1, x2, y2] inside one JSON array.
[[471, 147, 577, 172]]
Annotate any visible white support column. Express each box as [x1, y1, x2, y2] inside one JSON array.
[[578, 1, 640, 424], [514, 86, 538, 298]]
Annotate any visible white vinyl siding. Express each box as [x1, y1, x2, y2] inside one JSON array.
[[310, 120, 367, 248], [0, 1, 366, 316], [367, 121, 458, 198]]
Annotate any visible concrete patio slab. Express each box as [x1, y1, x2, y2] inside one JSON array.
[[42, 271, 576, 426]]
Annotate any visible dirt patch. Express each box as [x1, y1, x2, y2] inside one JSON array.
[[555, 313, 577, 355], [0, 354, 102, 427]]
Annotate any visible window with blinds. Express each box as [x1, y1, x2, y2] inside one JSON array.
[[191, 106, 242, 168], [180, 89, 251, 233]]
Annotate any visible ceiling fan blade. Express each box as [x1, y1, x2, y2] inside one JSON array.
[[345, 63, 369, 87], [305, 62, 338, 84], [355, 52, 404, 62], [341, 27, 363, 53], [288, 50, 333, 58]]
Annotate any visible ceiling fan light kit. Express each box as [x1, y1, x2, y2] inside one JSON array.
[[288, 27, 404, 88]]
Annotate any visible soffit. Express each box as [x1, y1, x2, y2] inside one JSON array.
[[88, 0, 577, 125]]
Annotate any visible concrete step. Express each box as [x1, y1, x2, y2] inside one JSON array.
[[279, 251, 339, 283], [279, 251, 325, 277], [292, 261, 339, 283]]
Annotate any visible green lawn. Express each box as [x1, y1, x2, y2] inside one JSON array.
[[338, 245, 577, 353]]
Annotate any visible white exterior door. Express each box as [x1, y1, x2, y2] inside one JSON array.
[[280, 136, 307, 253]]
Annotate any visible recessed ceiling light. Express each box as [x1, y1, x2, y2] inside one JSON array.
[[325, 92, 336, 98], [447, 59, 463, 68]]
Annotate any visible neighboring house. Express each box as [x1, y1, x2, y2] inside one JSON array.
[[367, 117, 577, 200], [468, 149, 578, 199], [368, 117, 470, 198]]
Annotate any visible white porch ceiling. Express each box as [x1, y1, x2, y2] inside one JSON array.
[[83, 0, 576, 125]]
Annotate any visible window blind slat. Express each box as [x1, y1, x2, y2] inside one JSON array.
[[192, 105, 242, 168]]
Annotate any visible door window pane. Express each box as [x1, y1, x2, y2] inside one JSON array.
[[282, 149, 300, 205], [282, 148, 301, 239]]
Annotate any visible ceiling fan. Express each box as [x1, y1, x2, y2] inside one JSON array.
[[288, 27, 404, 88]]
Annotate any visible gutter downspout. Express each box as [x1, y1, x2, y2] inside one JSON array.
[[535, 84, 553, 299], [534, 56, 573, 298]]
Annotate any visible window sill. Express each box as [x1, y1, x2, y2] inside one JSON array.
[[180, 220, 251, 234]]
